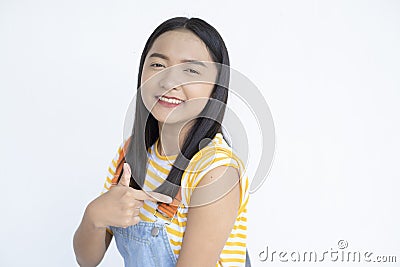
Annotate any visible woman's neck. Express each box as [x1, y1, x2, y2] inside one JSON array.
[[157, 121, 195, 157]]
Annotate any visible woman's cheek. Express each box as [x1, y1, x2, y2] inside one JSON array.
[[182, 98, 209, 118], [140, 86, 157, 113]]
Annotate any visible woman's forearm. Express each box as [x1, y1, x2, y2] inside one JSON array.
[[73, 203, 111, 267]]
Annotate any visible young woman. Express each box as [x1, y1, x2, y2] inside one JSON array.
[[73, 17, 251, 267]]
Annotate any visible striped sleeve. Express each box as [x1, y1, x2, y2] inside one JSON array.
[[101, 141, 124, 194], [182, 145, 243, 208]]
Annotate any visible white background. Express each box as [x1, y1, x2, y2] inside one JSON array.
[[1, 0, 399, 266]]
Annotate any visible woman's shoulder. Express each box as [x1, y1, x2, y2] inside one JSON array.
[[183, 132, 246, 184], [181, 132, 250, 211], [188, 132, 244, 170]]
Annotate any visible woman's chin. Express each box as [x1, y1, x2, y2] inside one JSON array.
[[152, 114, 181, 125], [152, 113, 195, 127]]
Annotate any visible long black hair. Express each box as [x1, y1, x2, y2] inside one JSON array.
[[117, 17, 230, 199]]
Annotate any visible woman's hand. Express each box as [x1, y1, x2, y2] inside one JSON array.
[[85, 163, 172, 229]]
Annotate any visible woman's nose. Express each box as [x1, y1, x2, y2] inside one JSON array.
[[159, 78, 178, 91], [158, 67, 183, 91]]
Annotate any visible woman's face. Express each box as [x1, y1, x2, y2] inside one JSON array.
[[140, 29, 218, 125]]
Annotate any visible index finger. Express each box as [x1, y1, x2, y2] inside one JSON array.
[[132, 189, 172, 203]]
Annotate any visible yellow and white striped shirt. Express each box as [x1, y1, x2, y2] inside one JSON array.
[[101, 133, 250, 266]]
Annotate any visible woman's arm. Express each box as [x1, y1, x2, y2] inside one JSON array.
[[176, 165, 241, 267], [73, 201, 113, 267]]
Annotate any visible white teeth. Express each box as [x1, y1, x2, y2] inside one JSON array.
[[159, 96, 183, 104]]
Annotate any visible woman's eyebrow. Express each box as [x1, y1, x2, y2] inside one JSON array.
[[149, 52, 208, 68]]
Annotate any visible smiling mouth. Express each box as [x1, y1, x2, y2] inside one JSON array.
[[156, 95, 185, 105]]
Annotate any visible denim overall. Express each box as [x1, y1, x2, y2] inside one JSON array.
[[110, 218, 252, 267], [110, 218, 177, 267]]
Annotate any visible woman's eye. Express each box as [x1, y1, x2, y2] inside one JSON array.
[[150, 63, 164, 68], [184, 68, 200, 74]]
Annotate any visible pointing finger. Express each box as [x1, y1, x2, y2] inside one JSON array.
[[132, 190, 172, 203]]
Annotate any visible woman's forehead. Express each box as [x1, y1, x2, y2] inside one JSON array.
[[148, 30, 213, 62]]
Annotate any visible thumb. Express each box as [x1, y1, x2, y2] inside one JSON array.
[[118, 163, 131, 187]]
